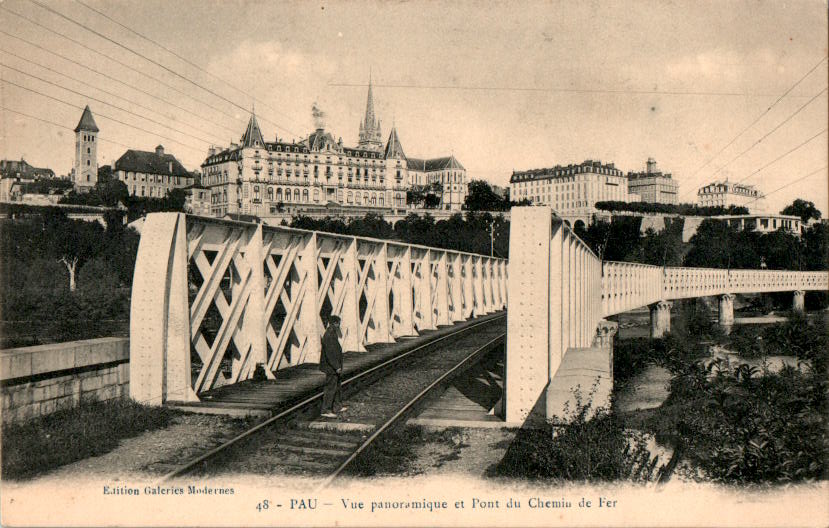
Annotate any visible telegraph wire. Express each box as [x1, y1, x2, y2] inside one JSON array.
[[702, 87, 827, 179], [0, 49, 229, 145], [327, 81, 819, 97], [28, 0, 299, 138], [0, 5, 247, 129], [0, 30, 241, 138], [1, 78, 207, 153], [741, 165, 828, 207], [72, 0, 302, 132], [679, 55, 828, 196], [3, 105, 134, 150], [0, 62, 219, 146], [734, 127, 828, 185]]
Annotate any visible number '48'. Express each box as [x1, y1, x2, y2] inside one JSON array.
[[256, 500, 269, 512]]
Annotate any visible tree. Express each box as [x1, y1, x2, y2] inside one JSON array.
[[781, 199, 822, 223], [96, 179, 129, 207], [423, 194, 440, 209], [464, 180, 507, 211], [53, 218, 104, 292]]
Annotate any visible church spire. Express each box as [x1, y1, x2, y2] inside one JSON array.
[[358, 70, 383, 152]]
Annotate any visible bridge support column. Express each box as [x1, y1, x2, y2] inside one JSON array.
[[545, 319, 616, 423], [649, 300, 672, 338], [718, 293, 735, 330], [593, 319, 619, 352], [792, 290, 805, 313]]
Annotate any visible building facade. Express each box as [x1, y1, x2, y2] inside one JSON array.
[[715, 213, 802, 236], [184, 183, 212, 217], [510, 160, 640, 223], [73, 105, 99, 192], [201, 77, 465, 217], [114, 145, 196, 198], [697, 180, 766, 213], [0, 159, 55, 181], [627, 158, 679, 204]]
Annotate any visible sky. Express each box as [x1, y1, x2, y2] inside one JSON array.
[[1, 0, 827, 215]]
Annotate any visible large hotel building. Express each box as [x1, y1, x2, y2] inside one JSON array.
[[201, 79, 467, 218], [697, 180, 767, 214], [510, 159, 641, 225]]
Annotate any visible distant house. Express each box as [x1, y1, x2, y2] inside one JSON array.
[[0, 159, 55, 181], [184, 184, 211, 217], [114, 145, 195, 198]]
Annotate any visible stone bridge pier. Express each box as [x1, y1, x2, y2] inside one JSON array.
[[649, 300, 672, 338], [793, 290, 805, 313]]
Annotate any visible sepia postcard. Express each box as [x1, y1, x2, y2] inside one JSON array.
[[1, 0, 828, 526]]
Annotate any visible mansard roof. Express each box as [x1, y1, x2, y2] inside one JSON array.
[[241, 114, 265, 148], [384, 127, 406, 159], [407, 155, 465, 172], [115, 149, 191, 176], [305, 129, 340, 152], [74, 105, 99, 133]]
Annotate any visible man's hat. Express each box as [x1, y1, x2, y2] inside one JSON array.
[[328, 315, 341, 324]]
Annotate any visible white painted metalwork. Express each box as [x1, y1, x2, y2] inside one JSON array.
[[603, 264, 827, 316], [506, 206, 828, 424], [130, 213, 508, 405]]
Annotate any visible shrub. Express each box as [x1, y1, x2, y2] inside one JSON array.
[[492, 389, 655, 482]]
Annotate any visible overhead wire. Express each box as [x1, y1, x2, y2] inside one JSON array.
[[681, 83, 828, 197], [0, 62, 219, 146], [72, 0, 301, 132], [1, 78, 207, 153], [28, 0, 299, 137], [3, 105, 134, 150], [741, 165, 828, 208], [733, 128, 828, 185], [0, 4, 248, 129], [0, 50, 229, 145], [0, 29, 241, 138], [679, 55, 828, 196]]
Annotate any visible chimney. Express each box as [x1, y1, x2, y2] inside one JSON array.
[[155, 145, 165, 156], [647, 157, 658, 174]]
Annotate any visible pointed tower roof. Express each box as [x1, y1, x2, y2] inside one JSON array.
[[364, 71, 376, 127], [74, 105, 99, 133], [384, 126, 406, 159], [241, 112, 265, 148]]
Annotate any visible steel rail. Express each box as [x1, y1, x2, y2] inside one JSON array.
[[156, 314, 506, 483], [315, 332, 506, 491]]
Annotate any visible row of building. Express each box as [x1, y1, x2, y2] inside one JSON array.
[[57, 77, 468, 219], [510, 156, 768, 225]]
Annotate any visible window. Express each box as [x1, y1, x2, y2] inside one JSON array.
[[347, 191, 353, 204], [294, 189, 300, 202], [267, 187, 273, 201], [302, 189, 309, 202]]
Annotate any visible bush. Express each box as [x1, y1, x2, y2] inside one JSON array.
[[641, 346, 828, 484], [492, 390, 655, 482]]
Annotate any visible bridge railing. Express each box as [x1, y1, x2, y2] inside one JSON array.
[[602, 263, 827, 315], [130, 213, 507, 405], [506, 208, 603, 423]]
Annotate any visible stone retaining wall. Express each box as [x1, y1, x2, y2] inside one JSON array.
[[1, 338, 129, 423]]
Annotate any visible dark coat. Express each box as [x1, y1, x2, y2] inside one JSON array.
[[319, 325, 343, 374]]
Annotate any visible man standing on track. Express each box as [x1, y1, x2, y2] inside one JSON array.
[[319, 315, 347, 418]]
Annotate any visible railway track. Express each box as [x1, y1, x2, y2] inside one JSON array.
[[155, 314, 506, 487]]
